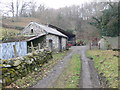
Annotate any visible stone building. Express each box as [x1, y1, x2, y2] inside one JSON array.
[[22, 22, 68, 52], [98, 36, 119, 50], [48, 24, 76, 45]]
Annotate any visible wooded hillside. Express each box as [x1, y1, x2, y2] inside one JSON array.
[[0, 1, 119, 42]]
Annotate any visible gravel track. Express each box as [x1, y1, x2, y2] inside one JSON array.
[[30, 46, 100, 88]]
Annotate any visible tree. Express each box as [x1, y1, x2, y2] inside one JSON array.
[[29, 2, 37, 17], [90, 2, 119, 37], [19, 1, 32, 17], [9, 0, 15, 19]]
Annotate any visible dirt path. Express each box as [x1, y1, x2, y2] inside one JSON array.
[[79, 46, 100, 88], [31, 46, 81, 88], [30, 46, 100, 88]]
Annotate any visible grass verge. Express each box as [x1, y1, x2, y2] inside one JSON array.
[[53, 54, 81, 88], [87, 50, 119, 88], [4, 51, 68, 88]]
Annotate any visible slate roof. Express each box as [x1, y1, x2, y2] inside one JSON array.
[[24, 22, 67, 38], [48, 24, 75, 38]]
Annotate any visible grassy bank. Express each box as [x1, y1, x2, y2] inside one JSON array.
[[53, 54, 81, 88], [5, 51, 68, 88], [87, 50, 119, 88], [0, 28, 20, 40]]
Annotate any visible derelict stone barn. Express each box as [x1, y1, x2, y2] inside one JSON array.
[[48, 24, 76, 45], [22, 22, 68, 52]]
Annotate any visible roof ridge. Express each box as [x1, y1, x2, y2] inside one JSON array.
[[30, 22, 67, 38]]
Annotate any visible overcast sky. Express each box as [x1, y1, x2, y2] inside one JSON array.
[[34, 0, 94, 9], [1, 0, 118, 9]]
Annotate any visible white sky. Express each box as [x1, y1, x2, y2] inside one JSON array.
[[1, 0, 118, 9], [34, 0, 94, 9]]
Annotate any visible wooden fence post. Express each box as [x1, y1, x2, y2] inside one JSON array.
[[31, 42, 35, 52], [13, 45, 17, 57]]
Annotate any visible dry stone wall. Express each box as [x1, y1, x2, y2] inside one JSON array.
[[0, 50, 52, 87]]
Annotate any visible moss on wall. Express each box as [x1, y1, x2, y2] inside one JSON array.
[[1, 50, 52, 87]]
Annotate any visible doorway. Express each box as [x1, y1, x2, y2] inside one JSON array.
[[49, 39, 53, 51], [59, 37, 62, 51]]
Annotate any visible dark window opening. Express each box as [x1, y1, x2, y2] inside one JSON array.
[[31, 29, 33, 33], [49, 39, 53, 51]]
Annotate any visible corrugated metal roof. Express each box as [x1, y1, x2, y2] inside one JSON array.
[[29, 22, 67, 38]]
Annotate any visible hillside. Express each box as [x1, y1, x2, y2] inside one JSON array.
[[0, 28, 20, 40], [1, 17, 99, 43], [0, 17, 41, 40], [2, 17, 41, 30]]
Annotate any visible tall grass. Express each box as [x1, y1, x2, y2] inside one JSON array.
[[87, 50, 119, 88]]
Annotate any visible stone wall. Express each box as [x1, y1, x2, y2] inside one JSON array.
[[46, 34, 59, 51], [62, 38, 67, 50], [22, 22, 46, 36], [0, 41, 27, 59], [46, 34, 67, 51], [1, 50, 52, 87]]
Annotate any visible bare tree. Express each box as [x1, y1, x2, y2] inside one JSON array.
[[19, 1, 32, 17], [29, 2, 37, 17], [9, 0, 14, 18], [16, 0, 19, 18]]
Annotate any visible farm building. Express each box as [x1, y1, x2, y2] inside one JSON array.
[[98, 36, 119, 50], [22, 22, 68, 52], [0, 35, 47, 59], [0, 22, 68, 59], [48, 24, 76, 45]]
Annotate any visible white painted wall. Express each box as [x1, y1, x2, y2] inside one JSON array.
[[0, 41, 27, 59]]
